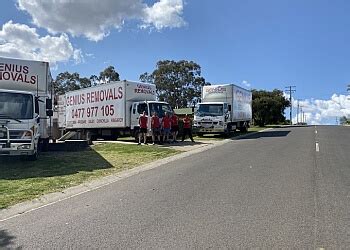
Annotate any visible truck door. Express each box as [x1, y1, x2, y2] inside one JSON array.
[[131, 102, 148, 129], [130, 103, 139, 129]]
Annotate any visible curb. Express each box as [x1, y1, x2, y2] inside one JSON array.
[[0, 128, 271, 221]]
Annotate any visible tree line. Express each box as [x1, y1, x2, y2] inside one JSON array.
[[53, 60, 290, 126]]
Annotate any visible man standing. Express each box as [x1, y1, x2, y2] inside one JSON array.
[[171, 113, 179, 142], [182, 114, 195, 142], [138, 111, 148, 145], [162, 112, 171, 143], [151, 112, 161, 145]]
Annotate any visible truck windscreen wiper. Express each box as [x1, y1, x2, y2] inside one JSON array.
[[0, 114, 22, 123]]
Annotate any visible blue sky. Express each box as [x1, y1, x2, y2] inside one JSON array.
[[0, 0, 349, 124]]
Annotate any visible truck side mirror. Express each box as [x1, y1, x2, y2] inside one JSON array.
[[46, 110, 53, 117], [35, 98, 39, 114], [46, 99, 53, 110], [191, 107, 194, 113], [228, 105, 231, 111]]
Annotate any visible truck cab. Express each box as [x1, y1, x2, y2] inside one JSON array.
[[0, 89, 40, 159], [194, 102, 233, 134], [131, 101, 173, 137]]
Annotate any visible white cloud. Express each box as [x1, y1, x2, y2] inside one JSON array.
[[290, 94, 350, 125], [0, 21, 82, 66], [241, 80, 251, 88], [142, 0, 186, 30], [17, 0, 186, 42]]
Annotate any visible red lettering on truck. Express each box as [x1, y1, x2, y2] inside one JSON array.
[[0, 63, 38, 85]]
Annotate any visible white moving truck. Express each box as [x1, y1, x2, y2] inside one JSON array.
[[58, 80, 173, 141], [0, 57, 53, 160], [194, 84, 252, 135]]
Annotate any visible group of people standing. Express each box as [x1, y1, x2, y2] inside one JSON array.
[[138, 111, 194, 145]]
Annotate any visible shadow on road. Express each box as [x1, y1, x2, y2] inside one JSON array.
[[235, 130, 291, 140], [0, 229, 17, 248], [0, 148, 113, 180]]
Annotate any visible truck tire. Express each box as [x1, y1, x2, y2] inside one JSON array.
[[41, 138, 49, 152], [22, 148, 38, 161], [110, 134, 119, 141], [239, 123, 248, 132], [134, 129, 140, 142], [226, 124, 233, 136]]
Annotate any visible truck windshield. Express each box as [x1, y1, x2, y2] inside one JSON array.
[[196, 104, 224, 117], [149, 103, 173, 118], [0, 92, 33, 119]]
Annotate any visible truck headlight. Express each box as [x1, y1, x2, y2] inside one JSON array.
[[17, 144, 31, 150]]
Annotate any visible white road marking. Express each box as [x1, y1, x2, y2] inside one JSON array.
[[315, 141, 320, 152], [315, 130, 318, 134]]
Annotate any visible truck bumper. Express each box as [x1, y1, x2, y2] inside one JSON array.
[[0, 142, 35, 156], [198, 127, 225, 133]]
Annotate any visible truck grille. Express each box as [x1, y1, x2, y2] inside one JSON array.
[[0, 129, 30, 140]]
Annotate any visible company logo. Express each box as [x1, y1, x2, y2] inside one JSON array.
[[134, 84, 155, 95], [235, 90, 251, 102], [0, 63, 38, 85], [206, 86, 227, 93]]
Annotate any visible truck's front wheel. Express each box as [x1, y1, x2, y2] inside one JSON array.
[[23, 148, 38, 161], [134, 129, 140, 142]]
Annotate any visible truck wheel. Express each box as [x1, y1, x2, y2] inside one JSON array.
[[226, 124, 233, 136], [41, 138, 49, 152], [134, 131, 140, 142], [240, 125, 248, 132], [110, 134, 119, 141], [26, 149, 38, 161]]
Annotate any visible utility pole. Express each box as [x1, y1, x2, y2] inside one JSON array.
[[285, 86, 296, 125], [297, 100, 300, 124]]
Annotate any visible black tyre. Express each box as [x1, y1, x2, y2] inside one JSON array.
[[239, 125, 248, 132], [134, 130, 140, 142], [25, 149, 38, 161]]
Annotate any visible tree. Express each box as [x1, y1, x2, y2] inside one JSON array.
[[140, 60, 210, 108], [89, 75, 100, 86], [53, 65, 121, 94], [53, 72, 92, 95], [99, 66, 120, 84], [252, 89, 290, 126], [339, 116, 348, 125]]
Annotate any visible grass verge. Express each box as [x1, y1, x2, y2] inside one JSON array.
[[0, 143, 179, 209]]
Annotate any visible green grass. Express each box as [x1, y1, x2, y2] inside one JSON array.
[[0, 143, 179, 209]]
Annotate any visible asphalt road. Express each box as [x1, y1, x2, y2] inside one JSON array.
[[1, 126, 349, 248]]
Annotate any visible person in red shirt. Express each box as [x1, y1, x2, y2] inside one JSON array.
[[162, 112, 171, 143], [171, 113, 179, 142], [151, 112, 161, 144], [138, 111, 148, 145], [182, 114, 194, 142]]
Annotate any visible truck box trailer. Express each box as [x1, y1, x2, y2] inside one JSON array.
[[0, 56, 53, 160], [58, 80, 173, 141], [194, 84, 252, 135]]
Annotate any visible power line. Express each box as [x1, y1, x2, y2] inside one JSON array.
[[285, 86, 296, 125]]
